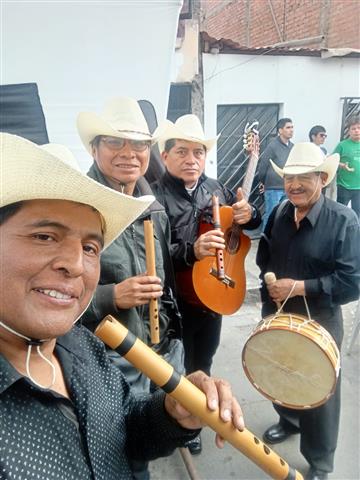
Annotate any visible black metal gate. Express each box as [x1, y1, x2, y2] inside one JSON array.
[[217, 103, 280, 212], [340, 97, 360, 139]]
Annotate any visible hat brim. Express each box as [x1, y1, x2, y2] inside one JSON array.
[[77, 111, 157, 154], [1, 133, 153, 249], [155, 120, 219, 154], [270, 153, 339, 187]]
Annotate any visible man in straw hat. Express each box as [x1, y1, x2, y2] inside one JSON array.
[[77, 97, 186, 477], [152, 114, 261, 454], [0, 132, 244, 479], [256, 142, 360, 480]]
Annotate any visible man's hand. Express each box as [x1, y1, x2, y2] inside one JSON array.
[[259, 182, 265, 194], [232, 188, 253, 225], [339, 162, 355, 172], [194, 230, 225, 260], [164, 370, 244, 448], [114, 274, 163, 309], [266, 278, 305, 304]]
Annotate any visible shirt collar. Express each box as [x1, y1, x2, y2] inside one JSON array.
[[0, 354, 22, 394], [285, 194, 324, 227], [305, 194, 324, 226]]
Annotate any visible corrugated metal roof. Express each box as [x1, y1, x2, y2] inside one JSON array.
[[201, 32, 360, 58]]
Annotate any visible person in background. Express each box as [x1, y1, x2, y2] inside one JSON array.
[[0, 132, 245, 480], [309, 125, 327, 155], [334, 115, 360, 218], [152, 114, 261, 455], [258, 117, 294, 230], [77, 97, 184, 480], [257, 142, 360, 480]]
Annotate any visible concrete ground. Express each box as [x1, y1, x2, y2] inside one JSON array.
[[149, 239, 360, 480]]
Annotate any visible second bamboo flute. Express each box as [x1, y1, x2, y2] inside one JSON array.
[[143, 219, 160, 344], [212, 195, 225, 280]]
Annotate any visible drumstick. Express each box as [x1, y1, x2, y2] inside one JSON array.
[[212, 195, 225, 280], [143, 219, 160, 344], [95, 315, 303, 480], [264, 272, 281, 310]]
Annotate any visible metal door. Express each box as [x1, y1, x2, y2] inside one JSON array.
[[217, 103, 279, 212]]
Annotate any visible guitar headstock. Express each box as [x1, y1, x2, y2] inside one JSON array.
[[243, 120, 259, 157]]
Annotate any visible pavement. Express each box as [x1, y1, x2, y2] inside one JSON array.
[[149, 239, 360, 480]]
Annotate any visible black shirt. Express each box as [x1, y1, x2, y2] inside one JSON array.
[[256, 195, 360, 343], [0, 326, 198, 479]]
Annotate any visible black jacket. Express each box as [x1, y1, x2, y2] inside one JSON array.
[[151, 170, 261, 272]]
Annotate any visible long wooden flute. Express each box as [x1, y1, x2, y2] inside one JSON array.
[[95, 315, 303, 480], [143, 219, 160, 344], [212, 195, 225, 280]]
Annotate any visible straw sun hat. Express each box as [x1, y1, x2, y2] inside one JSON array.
[[270, 142, 339, 187], [0, 133, 153, 248], [155, 114, 219, 154], [77, 97, 156, 154]]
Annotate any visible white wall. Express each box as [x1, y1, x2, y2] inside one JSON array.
[[2, 0, 182, 169], [203, 52, 360, 177]]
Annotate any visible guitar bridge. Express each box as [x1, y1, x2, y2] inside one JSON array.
[[210, 268, 235, 288]]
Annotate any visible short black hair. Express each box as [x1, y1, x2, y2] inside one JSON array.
[[163, 138, 207, 153], [0, 201, 24, 225], [90, 136, 102, 149], [309, 125, 326, 141], [277, 118, 292, 130]]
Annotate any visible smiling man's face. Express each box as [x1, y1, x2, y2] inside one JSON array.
[[0, 199, 103, 340]]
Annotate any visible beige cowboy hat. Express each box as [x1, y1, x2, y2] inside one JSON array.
[[0, 133, 153, 248], [77, 97, 156, 154], [270, 142, 339, 187], [155, 114, 220, 154]]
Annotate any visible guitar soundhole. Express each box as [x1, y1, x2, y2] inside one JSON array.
[[225, 226, 241, 255]]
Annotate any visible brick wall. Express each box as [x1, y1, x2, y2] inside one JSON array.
[[201, 0, 359, 49]]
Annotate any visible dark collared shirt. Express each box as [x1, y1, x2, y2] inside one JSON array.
[[256, 195, 360, 344], [0, 326, 197, 480]]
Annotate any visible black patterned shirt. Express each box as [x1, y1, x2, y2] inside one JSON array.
[[0, 326, 197, 479]]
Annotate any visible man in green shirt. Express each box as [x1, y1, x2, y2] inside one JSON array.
[[335, 115, 360, 218]]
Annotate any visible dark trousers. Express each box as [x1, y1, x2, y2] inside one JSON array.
[[274, 372, 341, 473], [180, 301, 222, 375], [337, 185, 360, 218]]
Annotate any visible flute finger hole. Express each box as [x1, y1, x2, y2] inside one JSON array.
[[263, 445, 271, 455]]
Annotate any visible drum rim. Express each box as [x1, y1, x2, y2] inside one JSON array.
[[242, 313, 340, 409]]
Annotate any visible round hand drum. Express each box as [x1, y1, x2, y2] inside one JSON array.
[[242, 313, 340, 409]]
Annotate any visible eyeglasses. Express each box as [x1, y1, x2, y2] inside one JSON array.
[[319, 133, 327, 138], [101, 136, 151, 152]]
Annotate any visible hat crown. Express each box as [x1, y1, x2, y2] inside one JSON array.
[[40, 143, 81, 171], [101, 97, 150, 135], [174, 114, 206, 141], [285, 143, 325, 169]]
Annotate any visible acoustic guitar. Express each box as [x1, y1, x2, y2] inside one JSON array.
[[191, 121, 260, 315]]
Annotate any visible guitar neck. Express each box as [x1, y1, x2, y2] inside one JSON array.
[[242, 152, 259, 201]]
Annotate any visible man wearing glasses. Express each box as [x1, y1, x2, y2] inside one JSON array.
[[309, 125, 328, 155], [77, 97, 184, 480]]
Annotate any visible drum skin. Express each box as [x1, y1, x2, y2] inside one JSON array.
[[242, 313, 340, 409]]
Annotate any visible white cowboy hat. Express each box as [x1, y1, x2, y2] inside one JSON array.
[[0, 133, 153, 248], [270, 142, 339, 187], [77, 97, 156, 154], [155, 114, 220, 154]]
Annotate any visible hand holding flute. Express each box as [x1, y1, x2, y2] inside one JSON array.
[[96, 316, 303, 480]]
